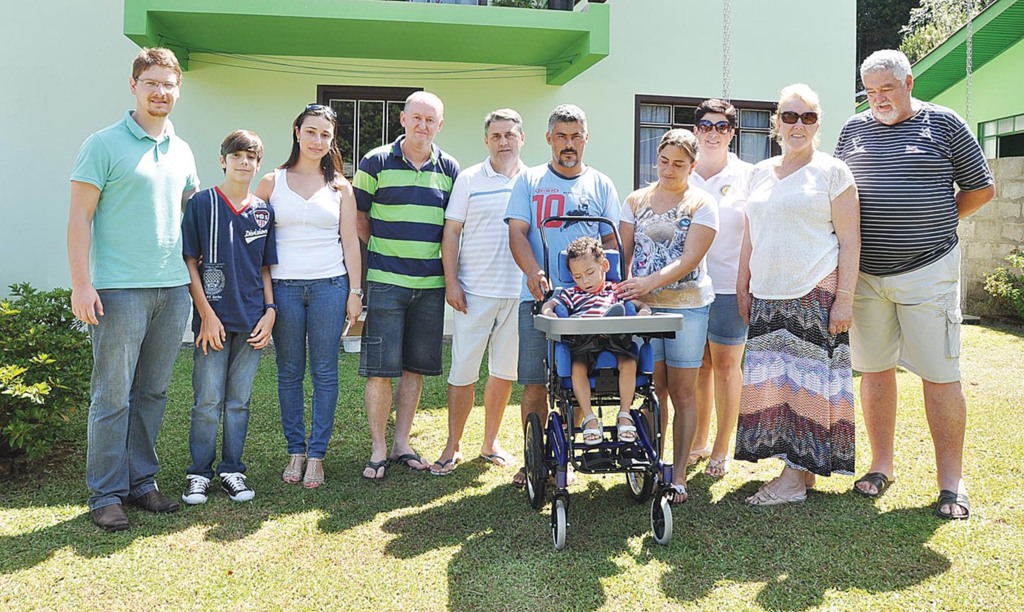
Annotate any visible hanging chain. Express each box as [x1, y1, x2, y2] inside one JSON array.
[[965, 0, 974, 124], [722, 0, 731, 101]]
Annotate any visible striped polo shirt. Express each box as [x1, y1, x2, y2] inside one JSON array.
[[834, 103, 993, 276], [353, 136, 460, 289]]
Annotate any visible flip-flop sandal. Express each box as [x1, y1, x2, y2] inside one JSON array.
[[479, 451, 516, 467], [361, 459, 388, 480], [512, 466, 527, 488], [935, 489, 970, 520], [705, 457, 730, 478], [389, 452, 429, 471], [853, 472, 894, 498], [667, 482, 688, 505], [430, 458, 457, 476], [687, 446, 712, 466]]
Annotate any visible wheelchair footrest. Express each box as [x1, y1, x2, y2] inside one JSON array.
[[577, 448, 618, 470], [618, 445, 652, 470]]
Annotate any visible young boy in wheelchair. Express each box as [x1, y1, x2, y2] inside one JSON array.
[[540, 236, 651, 446]]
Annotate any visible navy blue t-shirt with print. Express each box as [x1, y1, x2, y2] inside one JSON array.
[[182, 187, 278, 335]]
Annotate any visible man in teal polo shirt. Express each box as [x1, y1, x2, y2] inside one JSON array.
[[353, 91, 460, 479], [68, 48, 199, 531]]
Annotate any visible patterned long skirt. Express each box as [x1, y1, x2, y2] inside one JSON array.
[[734, 270, 854, 476]]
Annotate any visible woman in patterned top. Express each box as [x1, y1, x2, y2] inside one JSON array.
[[734, 84, 860, 506], [617, 129, 719, 504]]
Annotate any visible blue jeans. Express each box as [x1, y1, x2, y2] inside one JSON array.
[[187, 333, 262, 479], [86, 286, 190, 510], [272, 276, 348, 459]]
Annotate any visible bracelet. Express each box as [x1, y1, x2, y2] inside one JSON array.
[[264, 303, 277, 312], [837, 289, 854, 296], [350, 288, 364, 297]]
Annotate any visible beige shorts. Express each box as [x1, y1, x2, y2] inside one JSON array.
[[850, 246, 962, 383], [448, 294, 519, 386]]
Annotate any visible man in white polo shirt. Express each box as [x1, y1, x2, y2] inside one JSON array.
[[431, 109, 526, 475]]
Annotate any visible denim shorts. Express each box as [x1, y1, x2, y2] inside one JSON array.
[[359, 282, 445, 378], [649, 304, 711, 369], [707, 293, 748, 346], [517, 300, 548, 385]]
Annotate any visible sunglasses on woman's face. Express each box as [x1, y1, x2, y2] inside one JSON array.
[[779, 111, 819, 125], [696, 119, 732, 134]]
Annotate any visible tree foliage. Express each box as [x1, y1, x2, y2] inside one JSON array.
[[900, 0, 996, 63], [857, 0, 921, 87]]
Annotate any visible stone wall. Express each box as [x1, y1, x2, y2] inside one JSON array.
[[959, 157, 1024, 317]]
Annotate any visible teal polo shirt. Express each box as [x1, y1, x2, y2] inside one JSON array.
[[71, 111, 199, 289]]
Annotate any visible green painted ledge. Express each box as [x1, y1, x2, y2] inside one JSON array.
[[124, 0, 610, 85]]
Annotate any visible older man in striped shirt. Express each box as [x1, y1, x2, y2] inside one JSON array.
[[354, 91, 460, 479], [835, 50, 994, 520]]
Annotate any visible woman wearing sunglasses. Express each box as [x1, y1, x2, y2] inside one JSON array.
[[734, 84, 860, 505], [687, 98, 753, 479], [618, 129, 719, 504], [255, 105, 362, 489]]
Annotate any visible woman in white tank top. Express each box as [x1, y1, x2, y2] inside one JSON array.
[[255, 105, 362, 489]]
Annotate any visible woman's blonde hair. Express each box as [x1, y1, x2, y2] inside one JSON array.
[[771, 83, 822, 149]]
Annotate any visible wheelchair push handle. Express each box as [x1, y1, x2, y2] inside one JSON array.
[[538, 215, 626, 289]]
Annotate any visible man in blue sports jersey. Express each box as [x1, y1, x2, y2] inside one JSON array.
[[354, 91, 460, 479], [505, 104, 621, 486], [68, 48, 199, 530], [836, 50, 994, 520]]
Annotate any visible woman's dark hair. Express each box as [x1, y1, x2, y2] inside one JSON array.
[[280, 105, 345, 190], [694, 98, 738, 129]]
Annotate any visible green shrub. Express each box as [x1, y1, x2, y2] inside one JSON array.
[[0, 284, 91, 461], [984, 250, 1024, 320]]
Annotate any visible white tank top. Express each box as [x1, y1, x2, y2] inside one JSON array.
[[269, 168, 346, 280]]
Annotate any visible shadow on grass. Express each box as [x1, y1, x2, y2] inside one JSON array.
[[381, 473, 948, 611], [0, 349, 478, 574]]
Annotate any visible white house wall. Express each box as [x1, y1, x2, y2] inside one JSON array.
[[0, 0, 854, 293]]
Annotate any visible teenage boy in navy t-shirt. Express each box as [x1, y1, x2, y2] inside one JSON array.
[[180, 130, 278, 504]]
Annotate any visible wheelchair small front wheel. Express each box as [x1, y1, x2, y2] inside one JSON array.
[[551, 497, 568, 551], [525, 412, 547, 509], [651, 494, 673, 545], [626, 469, 655, 503]]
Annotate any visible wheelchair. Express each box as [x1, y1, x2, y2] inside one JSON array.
[[523, 216, 684, 550]]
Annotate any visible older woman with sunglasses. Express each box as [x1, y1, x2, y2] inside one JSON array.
[[687, 99, 753, 478], [734, 84, 860, 505], [255, 105, 362, 489]]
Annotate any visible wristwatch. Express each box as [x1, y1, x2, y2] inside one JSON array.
[[350, 288, 364, 297], [264, 303, 278, 312]]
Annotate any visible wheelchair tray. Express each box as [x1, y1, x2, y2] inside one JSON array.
[[533, 313, 684, 341]]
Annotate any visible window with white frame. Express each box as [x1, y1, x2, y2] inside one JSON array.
[[318, 85, 422, 178], [980, 114, 1024, 159], [635, 96, 778, 188]]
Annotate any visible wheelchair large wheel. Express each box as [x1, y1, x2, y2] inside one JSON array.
[[524, 412, 547, 510], [626, 470, 656, 503], [651, 494, 673, 545], [551, 497, 568, 551]]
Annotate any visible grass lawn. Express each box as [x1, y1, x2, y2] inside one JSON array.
[[2, 324, 1023, 610]]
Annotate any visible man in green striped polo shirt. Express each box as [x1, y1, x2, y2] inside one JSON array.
[[354, 91, 460, 479]]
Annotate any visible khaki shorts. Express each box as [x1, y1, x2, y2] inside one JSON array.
[[448, 294, 519, 386], [850, 246, 962, 383]]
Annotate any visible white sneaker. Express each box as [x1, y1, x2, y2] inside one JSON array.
[[182, 475, 211, 505], [219, 472, 255, 502]]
